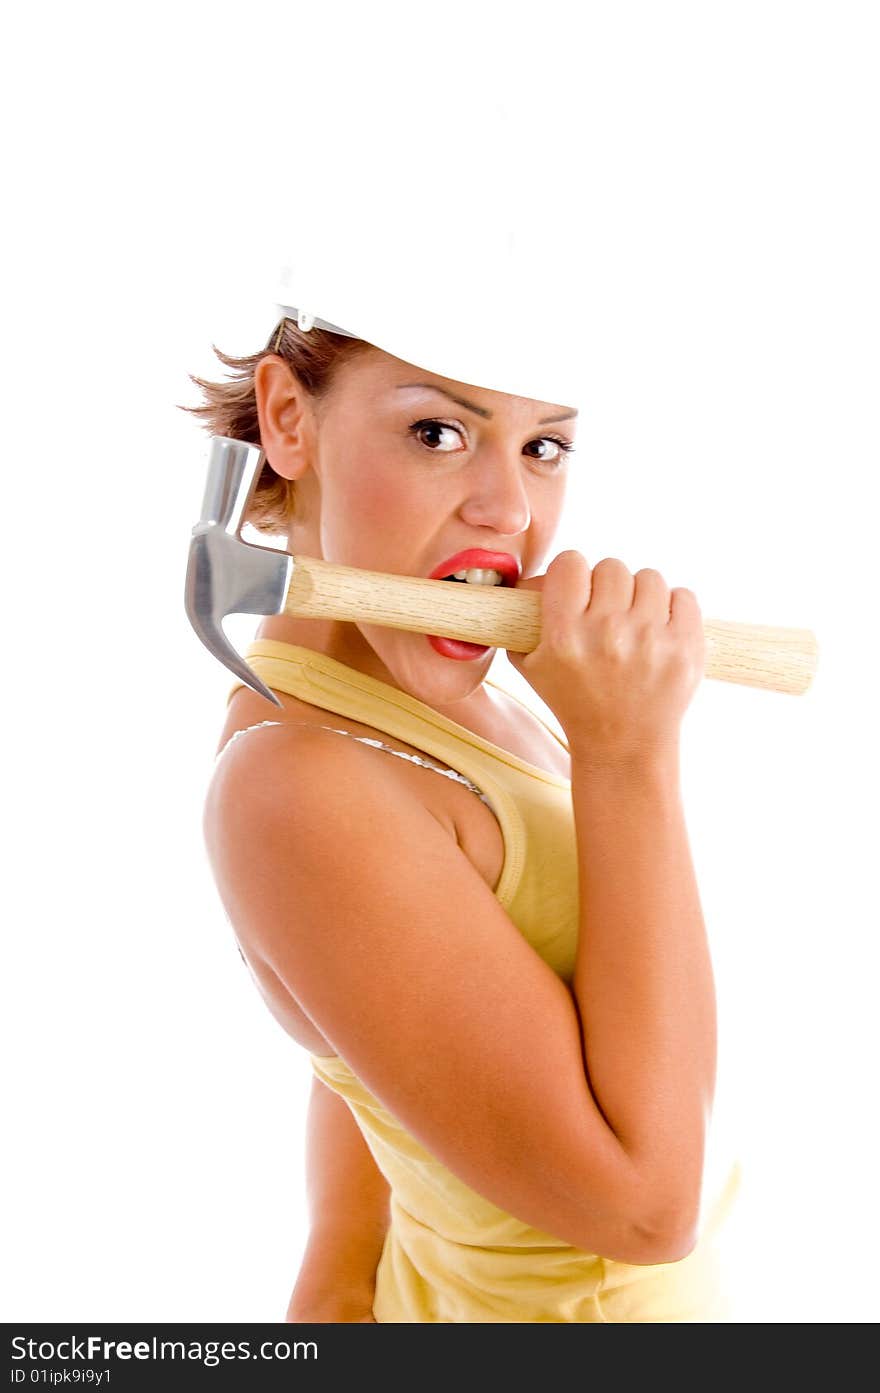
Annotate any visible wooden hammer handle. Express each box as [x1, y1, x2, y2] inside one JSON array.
[[283, 555, 818, 695]]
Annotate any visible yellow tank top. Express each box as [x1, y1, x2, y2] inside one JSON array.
[[227, 639, 742, 1323]]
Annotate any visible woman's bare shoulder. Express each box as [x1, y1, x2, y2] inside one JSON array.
[[205, 712, 408, 1059], [205, 687, 507, 1055]]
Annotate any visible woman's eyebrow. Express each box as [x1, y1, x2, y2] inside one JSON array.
[[394, 383, 577, 425]]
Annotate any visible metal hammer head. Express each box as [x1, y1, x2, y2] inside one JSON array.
[[184, 437, 293, 707]]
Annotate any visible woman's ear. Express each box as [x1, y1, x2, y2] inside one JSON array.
[[254, 354, 318, 482]]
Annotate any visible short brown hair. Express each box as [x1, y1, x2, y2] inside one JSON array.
[[178, 318, 372, 538]]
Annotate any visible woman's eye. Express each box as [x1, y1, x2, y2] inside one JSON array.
[[525, 436, 577, 467], [408, 419, 464, 452]]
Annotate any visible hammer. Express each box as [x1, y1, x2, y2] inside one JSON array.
[[185, 437, 818, 708]]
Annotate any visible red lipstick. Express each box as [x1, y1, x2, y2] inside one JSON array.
[[427, 549, 521, 585], [425, 549, 520, 661]]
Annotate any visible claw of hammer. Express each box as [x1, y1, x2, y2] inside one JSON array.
[[184, 438, 291, 707]]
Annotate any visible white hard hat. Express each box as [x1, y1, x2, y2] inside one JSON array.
[[269, 213, 587, 412]]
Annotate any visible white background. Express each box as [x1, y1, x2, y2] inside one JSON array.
[[2, 1, 878, 1322]]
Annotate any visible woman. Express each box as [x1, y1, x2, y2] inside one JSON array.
[[183, 314, 740, 1323]]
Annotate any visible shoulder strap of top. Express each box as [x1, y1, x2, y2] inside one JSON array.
[[215, 719, 493, 805], [227, 640, 570, 789]]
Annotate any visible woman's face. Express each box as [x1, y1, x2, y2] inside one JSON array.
[[255, 344, 577, 707]]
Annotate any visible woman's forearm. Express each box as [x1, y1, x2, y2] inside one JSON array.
[[569, 742, 717, 1241], [287, 1073, 391, 1320]]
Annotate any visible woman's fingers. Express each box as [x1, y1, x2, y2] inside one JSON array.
[[631, 567, 672, 623], [583, 556, 634, 617], [537, 551, 592, 653]]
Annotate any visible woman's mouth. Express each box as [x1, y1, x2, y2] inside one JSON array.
[[424, 549, 520, 660]]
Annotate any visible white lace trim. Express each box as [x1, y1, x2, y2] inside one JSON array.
[[215, 720, 493, 807]]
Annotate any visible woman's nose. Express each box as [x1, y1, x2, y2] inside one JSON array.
[[458, 449, 532, 536]]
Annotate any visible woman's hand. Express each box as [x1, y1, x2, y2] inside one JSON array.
[[508, 553, 706, 764]]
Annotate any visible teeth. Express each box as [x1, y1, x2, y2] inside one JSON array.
[[449, 568, 504, 585]]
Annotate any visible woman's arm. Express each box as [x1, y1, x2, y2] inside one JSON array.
[[286, 1073, 390, 1322], [207, 725, 713, 1263], [570, 743, 716, 1255]]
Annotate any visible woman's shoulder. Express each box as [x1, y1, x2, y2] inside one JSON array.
[[211, 683, 506, 890], [205, 691, 458, 1058], [204, 687, 505, 1056]]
